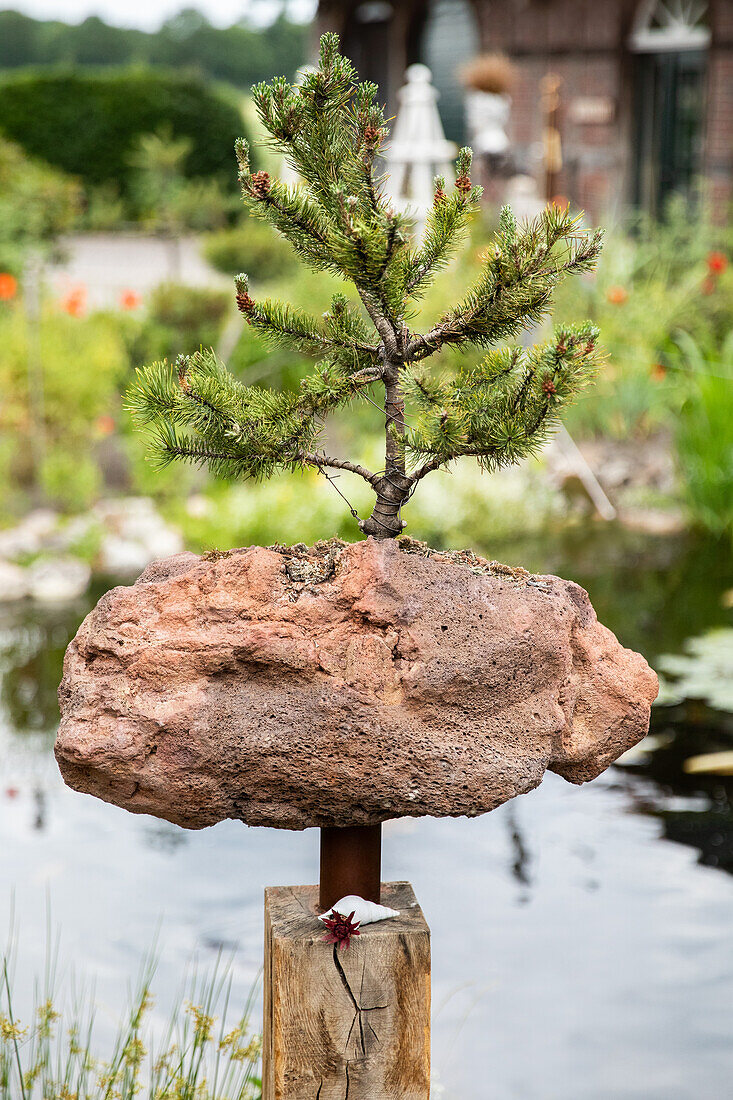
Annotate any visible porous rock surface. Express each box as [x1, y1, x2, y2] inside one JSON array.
[[55, 537, 658, 830]]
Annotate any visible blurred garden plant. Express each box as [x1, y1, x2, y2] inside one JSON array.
[[129, 34, 603, 541], [0, 136, 80, 274], [126, 282, 231, 364], [130, 127, 235, 236], [0, 950, 261, 1099], [203, 219, 297, 284], [0, 306, 128, 515], [671, 329, 733, 536], [553, 198, 733, 441]]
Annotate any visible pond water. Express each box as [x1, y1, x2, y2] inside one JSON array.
[[1, 525, 732, 1100]]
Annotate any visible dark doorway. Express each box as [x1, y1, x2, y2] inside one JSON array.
[[419, 0, 479, 145], [341, 2, 394, 105], [633, 49, 707, 215]]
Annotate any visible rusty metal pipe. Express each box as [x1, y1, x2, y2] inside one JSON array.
[[319, 824, 382, 910]]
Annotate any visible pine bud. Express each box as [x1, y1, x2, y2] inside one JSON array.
[[456, 146, 473, 177], [499, 204, 517, 240], [234, 137, 249, 173], [585, 340, 595, 354], [455, 174, 472, 197], [363, 124, 381, 146], [237, 292, 255, 316], [251, 171, 271, 198], [176, 354, 191, 393], [542, 378, 557, 396], [434, 175, 447, 204], [234, 274, 255, 316]]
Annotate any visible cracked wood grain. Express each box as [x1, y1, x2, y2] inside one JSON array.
[[263, 881, 430, 1100]]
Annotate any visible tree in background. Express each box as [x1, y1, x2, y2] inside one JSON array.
[[129, 127, 234, 272], [129, 34, 603, 540], [0, 8, 307, 89]]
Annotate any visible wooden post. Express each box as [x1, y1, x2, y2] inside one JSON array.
[[541, 72, 563, 202], [263, 881, 431, 1100]]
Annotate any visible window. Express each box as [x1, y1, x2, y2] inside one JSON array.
[[629, 0, 710, 53], [630, 1, 709, 214]]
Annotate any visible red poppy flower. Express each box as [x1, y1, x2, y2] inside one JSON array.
[[119, 288, 142, 311], [706, 251, 728, 276], [96, 415, 115, 436], [0, 273, 18, 300], [60, 286, 87, 317], [606, 285, 628, 305]]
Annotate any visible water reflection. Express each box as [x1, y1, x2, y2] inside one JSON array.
[[505, 804, 532, 899], [623, 701, 733, 873], [142, 819, 189, 853], [0, 590, 102, 739]]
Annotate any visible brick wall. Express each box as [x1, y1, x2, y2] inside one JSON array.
[[316, 0, 732, 222], [705, 1, 733, 214], [470, 0, 636, 219]]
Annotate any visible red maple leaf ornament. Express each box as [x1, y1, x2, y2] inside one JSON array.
[[321, 910, 361, 950]]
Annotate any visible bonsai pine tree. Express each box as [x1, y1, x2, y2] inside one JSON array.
[[128, 34, 603, 541]]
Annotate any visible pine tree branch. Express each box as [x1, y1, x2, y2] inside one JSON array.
[[297, 451, 379, 485], [401, 183, 480, 299], [411, 456, 444, 483], [405, 214, 602, 362], [246, 183, 330, 253], [403, 323, 600, 476], [246, 300, 380, 359]]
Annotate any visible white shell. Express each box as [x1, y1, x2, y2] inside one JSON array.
[[318, 895, 400, 927]]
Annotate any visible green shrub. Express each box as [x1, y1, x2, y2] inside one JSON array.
[[0, 135, 81, 273], [0, 68, 248, 201], [675, 263, 733, 349], [129, 127, 236, 232], [81, 181, 127, 231], [39, 448, 101, 512], [672, 330, 733, 536], [625, 195, 729, 284], [202, 220, 297, 283], [127, 282, 231, 364], [551, 221, 706, 439]]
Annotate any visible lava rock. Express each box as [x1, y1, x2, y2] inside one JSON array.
[[55, 538, 658, 830]]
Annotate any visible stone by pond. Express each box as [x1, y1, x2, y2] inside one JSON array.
[[56, 537, 656, 830], [1, 524, 732, 1100]]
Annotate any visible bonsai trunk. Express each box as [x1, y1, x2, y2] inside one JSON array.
[[361, 367, 412, 539], [321, 369, 408, 903]]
